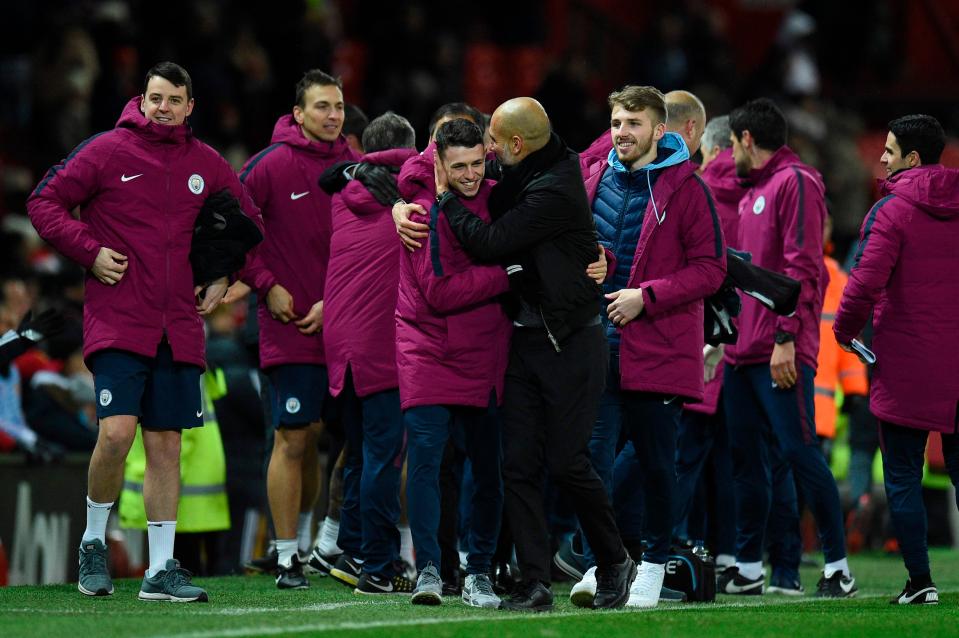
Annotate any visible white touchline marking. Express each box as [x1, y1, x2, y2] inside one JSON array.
[[1, 602, 361, 617]]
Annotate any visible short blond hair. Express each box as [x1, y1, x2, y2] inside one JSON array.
[[608, 85, 667, 124]]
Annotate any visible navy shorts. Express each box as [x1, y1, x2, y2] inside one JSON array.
[[267, 364, 329, 428], [89, 341, 203, 431]]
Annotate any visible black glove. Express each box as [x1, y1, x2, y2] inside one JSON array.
[[318, 161, 359, 194], [18, 309, 65, 342], [354, 163, 401, 206]]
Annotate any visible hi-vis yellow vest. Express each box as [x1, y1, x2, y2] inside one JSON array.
[[119, 369, 230, 532]]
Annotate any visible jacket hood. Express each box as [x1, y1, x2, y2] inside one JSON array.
[[881, 165, 959, 220], [269, 114, 351, 158], [116, 96, 191, 145], [747, 145, 825, 193], [363, 147, 417, 168], [399, 142, 437, 190], [607, 131, 689, 174], [701, 148, 743, 203]]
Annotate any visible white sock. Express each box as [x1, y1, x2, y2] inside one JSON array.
[[736, 560, 763, 581], [318, 516, 341, 555], [276, 538, 298, 569], [297, 512, 314, 555], [399, 524, 414, 566], [716, 553, 736, 569], [824, 557, 850, 578], [81, 497, 114, 544], [146, 521, 177, 577]]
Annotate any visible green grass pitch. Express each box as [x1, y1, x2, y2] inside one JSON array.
[[2, 549, 958, 637]]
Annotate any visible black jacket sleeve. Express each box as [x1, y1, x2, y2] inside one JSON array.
[[440, 186, 568, 263]]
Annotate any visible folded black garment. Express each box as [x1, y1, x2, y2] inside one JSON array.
[[725, 248, 801, 316], [191, 189, 263, 286]]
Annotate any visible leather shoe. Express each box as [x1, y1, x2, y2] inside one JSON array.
[[499, 579, 554, 612], [593, 557, 636, 609]]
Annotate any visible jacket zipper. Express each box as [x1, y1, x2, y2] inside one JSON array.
[[539, 306, 561, 353], [162, 162, 171, 340]]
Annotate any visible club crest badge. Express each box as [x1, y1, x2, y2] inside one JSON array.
[[99, 389, 113, 406], [188, 173, 205, 195], [752, 195, 766, 215], [286, 397, 301, 414]]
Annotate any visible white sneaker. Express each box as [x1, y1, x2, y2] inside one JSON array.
[[570, 566, 597, 608], [626, 562, 665, 609]]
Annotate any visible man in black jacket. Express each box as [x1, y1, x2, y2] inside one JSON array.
[[432, 97, 634, 611]]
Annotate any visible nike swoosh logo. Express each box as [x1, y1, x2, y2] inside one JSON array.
[[121, 173, 143, 182], [196, 410, 203, 418], [365, 579, 393, 592], [290, 191, 309, 200]]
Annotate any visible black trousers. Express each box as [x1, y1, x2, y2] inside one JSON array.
[[503, 323, 626, 584]]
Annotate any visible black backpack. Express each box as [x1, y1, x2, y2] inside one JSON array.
[[663, 548, 716, 602]]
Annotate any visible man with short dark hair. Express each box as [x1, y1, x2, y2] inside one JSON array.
[[237, 69, 358, 589], [722, 98, 855, 598], [342, 104, 369, 154], [29, 61, 257, 602], [323, 111, 419, 596], [396, 118, 509, 608], [834, 114, 958, 605]]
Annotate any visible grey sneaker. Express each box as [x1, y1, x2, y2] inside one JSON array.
[[411, 563, 443, 605], [78, 539, 113, 596], [463, 573, 501, 608], [139, 559, 208, 602]]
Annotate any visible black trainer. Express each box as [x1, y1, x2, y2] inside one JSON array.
[[815, 571, 858, 598], [275, 555, 309, 590], [308, 546, 339, 575], [660, 585, 687, 602], [717, 566, 764, 595], [593, 557, 636, 609], [244, 549, 278, 575], [354, 571, 415, 595], [499, 580, 554, 612], [890, 579, 938, 605], [329, 554, 363, 588]]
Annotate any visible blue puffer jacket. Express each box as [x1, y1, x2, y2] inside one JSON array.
[[592, 132, 689, 349]]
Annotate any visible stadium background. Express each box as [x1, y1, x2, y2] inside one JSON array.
[[1, 0, 958, 588]]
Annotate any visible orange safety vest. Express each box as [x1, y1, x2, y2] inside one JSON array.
[[815, 257, 869, 439]]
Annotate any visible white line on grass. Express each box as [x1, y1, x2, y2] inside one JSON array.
[[2, 602, 361, 617], [144, 593, 923, 638]]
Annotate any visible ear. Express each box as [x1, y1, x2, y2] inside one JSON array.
[[653, 121, 666, 141], [907, 150, 921, 168], [293, 105, 304, 125], [140, 95, 146, 115], [185, 98, 195, 119]]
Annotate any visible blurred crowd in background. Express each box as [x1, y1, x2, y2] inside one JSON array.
[[1, 0, 957, 573]]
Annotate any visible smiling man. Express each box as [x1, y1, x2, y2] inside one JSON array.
[[28, 61, 259, 602], [574, 85, 725, 608], [394, 119, 509, 608], [236, 69, 358, 589]]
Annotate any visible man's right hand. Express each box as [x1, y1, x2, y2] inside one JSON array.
[[392, 201, 429, 251], [266, 284, 297, 323], [222, 281, 251, 304], [92, 247, 128, 285]]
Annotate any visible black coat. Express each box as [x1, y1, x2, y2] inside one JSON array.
[[441, 133, 601, 347]]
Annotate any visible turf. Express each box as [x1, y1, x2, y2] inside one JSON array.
[[2, 549, 958, 638]]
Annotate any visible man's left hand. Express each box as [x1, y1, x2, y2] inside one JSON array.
[[294, 301, 324, 335], [586, 244, 607, 284], [605, 288, 645, 327], [195, 277, 229, 315], [770, 341, 798, 389], [433, 150, 450, 197]]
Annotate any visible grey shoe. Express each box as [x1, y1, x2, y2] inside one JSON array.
[[411, 563, 443, 605], [139, 559, 208, 602], [463, 573, 501, 608], [78, 539, 113, 596]]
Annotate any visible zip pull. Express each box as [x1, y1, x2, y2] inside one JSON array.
[[539, 307, 562, 353]]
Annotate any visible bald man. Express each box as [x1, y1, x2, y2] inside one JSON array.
[[665, 90, 706, 155], [434, 97, 635, 612]]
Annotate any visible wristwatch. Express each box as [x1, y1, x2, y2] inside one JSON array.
[[774, 331, 795, 344]]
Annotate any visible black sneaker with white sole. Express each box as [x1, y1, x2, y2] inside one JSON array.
[[717, 566, 764, 595], [330, 554, 363, 588], [275, 555, 309, 590], [308, 547, 340, 575], [890, 580, 938, 605], [815, 571, 858, 598], [354, 571, 415, 595]]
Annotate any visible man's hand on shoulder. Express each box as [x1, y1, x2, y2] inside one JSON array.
[[392, 201, 429, 251], [92, 247, 128, 285]]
